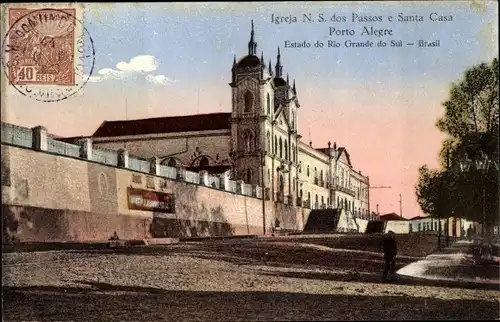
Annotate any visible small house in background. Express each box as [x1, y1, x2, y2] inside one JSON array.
[[409, 215, 442, 233], [379, 212, 409, 234]]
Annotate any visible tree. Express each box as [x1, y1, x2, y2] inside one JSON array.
[[416, 58, 499, 228], [436, 58, 498, 141], [415, 166, 441, 217]]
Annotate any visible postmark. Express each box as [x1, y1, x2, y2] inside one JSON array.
[[1, 6, 95, 102]]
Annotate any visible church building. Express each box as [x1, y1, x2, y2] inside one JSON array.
[[65, 22, 371, 219]]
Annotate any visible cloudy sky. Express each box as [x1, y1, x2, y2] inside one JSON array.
[[2, 2, 498, 217]]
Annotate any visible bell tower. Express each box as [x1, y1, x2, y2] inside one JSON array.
[[229, 21, 274, 186]]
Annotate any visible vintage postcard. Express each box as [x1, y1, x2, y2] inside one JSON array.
[[1, 2, 499, 321]]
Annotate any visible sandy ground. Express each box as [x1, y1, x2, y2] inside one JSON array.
[[2, 237, 499, 321]]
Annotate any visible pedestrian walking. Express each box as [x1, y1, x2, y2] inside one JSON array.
[[381, 230, 398, 281]]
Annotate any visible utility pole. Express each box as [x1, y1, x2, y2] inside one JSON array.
[[446, 146, 451, 246], [399, 193, 403, 217], [125, 97, 128, 120]]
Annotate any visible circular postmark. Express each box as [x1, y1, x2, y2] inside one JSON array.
[[1, 7, 95, 102]]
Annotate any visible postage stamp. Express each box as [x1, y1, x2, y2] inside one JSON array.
[[1, 2, 499, 321], [1, 4, 95, 102]]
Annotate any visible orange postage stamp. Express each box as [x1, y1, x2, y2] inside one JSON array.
[[2, 4, 94, 102]]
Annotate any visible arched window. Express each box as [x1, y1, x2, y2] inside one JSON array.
[[244, 90, 254, 113], [279, 138, 283, 158], [167, 159, 176, 167], [199, 157, 209, 168], [284, 140, 288, 160], [277, 171, 284, 193], [266, 93, 271, 114], [245, 169, 253, 183], [244, 130, 254, 151]]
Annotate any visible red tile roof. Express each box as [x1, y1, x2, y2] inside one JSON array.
[[379, 213, 409, 221], [92, 112, 232, 137]]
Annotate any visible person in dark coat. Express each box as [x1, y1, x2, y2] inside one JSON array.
[[381, 231, 398, 280]]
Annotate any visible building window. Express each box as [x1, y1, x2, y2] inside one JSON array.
[[292, 111, 295, 129], [274, 136, 277, 154], [284, 140, 288, 160], [167, 159, 176, 167], [267, 131, 270, 150], [279, 138, 283, 158], [245, 169, 253, 183], [435, 222, 438, 231], [244, 90, 254, 113], [244, 130, 254, 151], [199, 156, 209, 168], [292, 145, 296, 163], [307, 165, 310, 177], [267, 93, 271, 114], [418, 223, 421, 231]]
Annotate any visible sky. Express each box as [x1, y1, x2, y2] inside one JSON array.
[[2, 1, 498, 218]]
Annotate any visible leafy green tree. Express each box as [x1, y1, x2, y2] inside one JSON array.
[[416, 58, 499, 229], [415, 166, 441, 217]]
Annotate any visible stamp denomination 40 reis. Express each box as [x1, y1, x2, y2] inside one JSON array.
[[2, 5, 95, 102]]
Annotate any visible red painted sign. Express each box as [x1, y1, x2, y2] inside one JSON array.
[[127, 187, 175, 213]]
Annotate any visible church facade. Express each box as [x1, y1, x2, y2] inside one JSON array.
[[69, 22, 372, 220]]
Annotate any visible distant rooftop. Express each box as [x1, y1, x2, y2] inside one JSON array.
[[92, 112, 232, 138], [379, 213, 408, 221]]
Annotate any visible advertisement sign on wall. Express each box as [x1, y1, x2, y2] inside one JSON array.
[[127, 187, 175, 213]]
